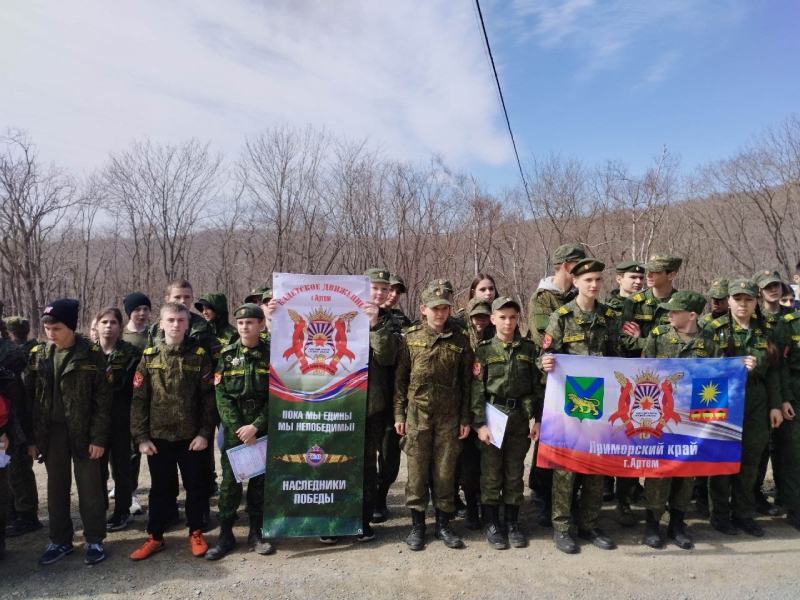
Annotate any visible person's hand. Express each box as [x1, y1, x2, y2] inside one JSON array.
[[138, 441, 157, 456], [782, 402, 796, 420], [237, 424, 258, 445], [88, 444, 105, 459], [458, 425, 470, 440], [395, 422, 405, 436], [0, 432, 8, 448], [743, 356, 756, 371], [541, 354, 555, 373], [364, 301, 380, 327], [264, 299, 277, 331], [27, 445, 41, 461], [529, 422, 541, 442], [477, 425, 493, 445], [189, 436, 208, 451], [770, 408, 784, 429], [621, 322, 641, 338]]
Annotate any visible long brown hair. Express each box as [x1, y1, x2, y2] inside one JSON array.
[[469, 273, 498, 300], [725, 305, 780, 365]]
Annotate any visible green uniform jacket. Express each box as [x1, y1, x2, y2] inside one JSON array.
[[393, 322, 473, 426], [215, 338, 270, 434], [131, 341, 217, 443], [781, 310, 800, 403], [467, 322, 496, 351], [471, 334, 543, 423], [367, 309, 400, 416], [642, 325, 724, 359], [618, 288, 678, 356], [603, 290, 625, 313], [18, 338, 38, 357], [0, 338, 26, 438], [26, 336, 113, 459], [541, 299, 619, 362], [122, 329, 149, 351], [527, 284, 576, 348], [107, 338, 142, 408], [147, 312, 216, 354], [389, 307, 412, 330]]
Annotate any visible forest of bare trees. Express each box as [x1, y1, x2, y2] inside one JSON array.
[[1, 115, 799, 331]]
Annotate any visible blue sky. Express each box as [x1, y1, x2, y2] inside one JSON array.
[[0, 1, 797, 191]]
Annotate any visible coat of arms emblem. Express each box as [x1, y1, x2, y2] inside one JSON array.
[[608, 368, 684, 439], [282, 306, 359, 376]]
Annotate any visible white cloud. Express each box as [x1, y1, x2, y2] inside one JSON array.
[[0, 0, 512, 173]]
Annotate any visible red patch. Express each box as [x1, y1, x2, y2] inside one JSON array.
[[214, 373, 222, 386], [472, 361, 482, 378], [542, 334, 552, 349], [133, 372, 144, 389]]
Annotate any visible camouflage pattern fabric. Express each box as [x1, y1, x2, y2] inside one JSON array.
[[618, 288, 678, 356]]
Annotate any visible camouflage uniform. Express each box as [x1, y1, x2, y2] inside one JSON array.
[[778, 309, 800, 528], [147, 311, 216, 355], [0, 338, 26, 550]]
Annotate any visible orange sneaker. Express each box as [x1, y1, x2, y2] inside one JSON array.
[[190, 529, 208, 557], [130, 535, 165, 561]]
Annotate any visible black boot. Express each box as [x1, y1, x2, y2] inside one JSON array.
[[786, 509, 800, 532], [755, 491, 779, 516], [531, 490, 552, 528], [205, 522, 236, 561], [434, 509, 464, 549], [372, 487, 389, 523], [482, 504, 507, 550], [603, 477, 615, 502], [406, 510, 426, 551], [247, 516, 274, 555], [553, 529, 578, 554], [643, 510, 663, 549], [504, 505, 527, 548], [464, 492, 481, 530], [577, 528, 616, 550], [5, 513, 43, 538], [667, 509, 693, 550]]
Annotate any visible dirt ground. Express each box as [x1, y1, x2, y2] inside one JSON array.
[[2, 448, 799, 600]]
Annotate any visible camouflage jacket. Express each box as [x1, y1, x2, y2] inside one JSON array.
[[105, 338, 143, 408], [393, 322, 474, 425], [122, 328, 149, 351], [0, 338, 26, 438], [603, 289, 626, 313], [618, 287, 678, 356], [698, 312, 727, 330], [147, 311, 216, 355], [467, 322, 496, 351], [18, 338, 39, 357], [471, 334, 543, 423], [542, 299, 619, 360], [642, 325, 724, 359], [782, 311, 800, 375], [366, 309, 401, 416], [131, 340, 217, 443], [389, 307, 412, 330], [215, 338, 270, 436], [527, 280, 576, 349], [26, 336, 113, 459]]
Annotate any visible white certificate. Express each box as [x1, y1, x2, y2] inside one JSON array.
[[226, 436, 268, 483], [481, 402, 508, 449]]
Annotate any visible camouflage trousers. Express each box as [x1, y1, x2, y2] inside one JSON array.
[[479, 410, 530, 506], [218, 433, 266, 524], [7, 442, 38, 517], [774, 395, 800, 511], [644, 477, 694, 519], [458, 427, 481, 495], [552, 470, 603, 532], [376, 406, 402, 490], [401, 404, 462, 513]]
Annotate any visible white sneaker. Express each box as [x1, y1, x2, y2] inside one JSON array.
[[108, 487, 115, 499], [131, 494, 143, 516]]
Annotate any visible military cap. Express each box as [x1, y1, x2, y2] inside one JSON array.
[[659, 291, 707, 314], [553, 243, 586, 264], [467, 297, 492, 317], [42, 298, 79, 331], [421, 286, 452, 308], [427, 279, 454, 294], [754, 268, 782, 289], [570, 258, 605, 276], [728, 278, 758, 298], [644, 253, 682, 273], [5, 316, 30, 335], [244, 286, 270, 304], [389, 273, 407, 293], [615, 260, 645, 274], [261, 288, 273, 302], [233, 303, 265, 320], [364, 268, 391, 284], [706, 277, 729, 300], [491, 296, 521, 312]]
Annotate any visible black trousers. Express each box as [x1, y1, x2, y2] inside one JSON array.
[[102, 403, 132, 514], [146, 439, 209, 539]]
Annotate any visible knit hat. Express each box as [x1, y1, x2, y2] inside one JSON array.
[[42, 299, 79, 331], [123, 292, 151, 318]]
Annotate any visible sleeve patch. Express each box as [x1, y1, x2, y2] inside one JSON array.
[[472, 361, 482, 378], [133, 372, 144, 388], [542, 334, 553, 349], [557, 307, 569, 315]]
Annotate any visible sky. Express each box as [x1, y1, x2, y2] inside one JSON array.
[[1, 0, 798, 190]]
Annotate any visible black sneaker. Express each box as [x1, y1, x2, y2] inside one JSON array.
[[39, 543, 74, 565], [732, 516, 764, 537], [319, 536, 340, 545], [755, 494, 779, 517], [710, 515, 739, 535], [357, 524, 375, 542], [84, 543, 106, 565], [107, 511, 134, 532]]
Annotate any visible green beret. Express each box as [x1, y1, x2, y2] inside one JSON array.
[[467, 297, 492, 317], [644, 253, 682, 273], [615, 260, 645, 274], [754, 268, 782, 289], [491, 296, 521, 312], [389, 273, 406, 293], [364, 268, 391, 284], [728, 278, 758, 298], [427, 279, 454, 294], [706, 277, 729, 300], [659, 291, 707, 314], [421, 286, 452, 308], [244, 286, 270, 304], [5, 316, 30, 335], [261, 288, 273, 302], [570, 259, 605, 276], [233, 303, 265, 320], [553, 243, 586, 264]]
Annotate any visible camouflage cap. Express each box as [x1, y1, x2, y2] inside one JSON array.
[[553, 243, 586, 265], [644, 253, 682, 273], [707, 277, 729, 300], [754, 268, 782, 289], [261, 288, 273, 302], [659, 291, 707, 314], [615, 260, 645, 274], [728, 278, 758, 298], [421, 286, 452, 308], [244, 286, 270, 304], [389, 273, 406, 293], [467, 297, 492, 317], [5, 315, 30, 335], [364, 268, 391, 284], [570, 258, 605, 276], [427, 279, 454, 294], [233, 303, 265, 320], [491, 296, 521, 312]]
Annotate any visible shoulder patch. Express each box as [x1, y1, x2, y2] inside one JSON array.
[[91, 344, 100, 352], [784, 313, 798, 322], [631, 293, 644, 302], [31, 344, 41, 354], [195, 347, 205, 355], [144, 347, 157, 355], [221, 343, 237, 353], [557, 307, 569, 315], [407, 323, 423, 333], [652, 326, 662, 336], [712, 320, 722, 327], [605, 308, 620, 317], [477, 339, 492, 346]]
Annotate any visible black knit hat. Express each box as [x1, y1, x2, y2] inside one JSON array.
[[123, 292, 151, 318], [42, 299, 79, 331]]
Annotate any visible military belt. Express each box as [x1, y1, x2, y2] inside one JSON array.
[[489, 395, 517, 410]]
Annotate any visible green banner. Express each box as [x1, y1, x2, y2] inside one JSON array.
[[263, 273, 369, 538]]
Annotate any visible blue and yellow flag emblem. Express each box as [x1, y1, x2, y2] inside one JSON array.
[[690, 377, 728, 422], [565, 376, 603, 421]]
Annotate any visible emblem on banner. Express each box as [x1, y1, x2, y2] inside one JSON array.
[[282, 307, 359, 376], [273, 444, 355, 466], [565, 376, 604, 421], [689, 377, 729, 422], [609, 368, 684, 439]]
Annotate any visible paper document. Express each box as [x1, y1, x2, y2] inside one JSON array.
[[226, 436, 267, 483], [471, 402, 509, 449]]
